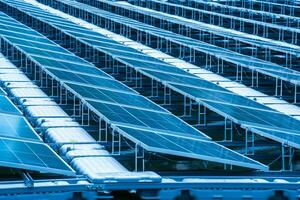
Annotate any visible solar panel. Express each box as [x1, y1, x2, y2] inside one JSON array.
[[0, 96, 22, 115], [0, 92, 42, 141], [0, 24, 41, 37], [4, 36, 70, 54], [201, 100, 300, 133], [47, 68, 135, 94], [170, 83, 273, 111], [31, 55, 111, 78], [0, 137, 75, 176], [17, 45, 86, 64], [117, 126, 268, 171], [0, 113, 41, 141], [118, 57, 195, 76], [0, 53, 75, 176], [0, 92, 75, 175], [66, 82, 164, 111], [87, 100, 209, 139], [140, 69, 230, 91], [250, 127, 300, 149], [0, 29, 49, 44]]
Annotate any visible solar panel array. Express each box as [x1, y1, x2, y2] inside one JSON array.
[[0, 9, 267, 170], [174, 0, 300, 28], [142, 0, 300, 43], [10, 0, 300, 150], [0, 0, 300, 197], [68, 0, 300, 85]]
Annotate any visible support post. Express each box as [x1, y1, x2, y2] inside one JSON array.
[[135, 143, 145, 172]]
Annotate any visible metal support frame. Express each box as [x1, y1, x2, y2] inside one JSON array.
[[223, 117, 233, 142], [73, 95, 82, 117], [236, 65, 243, 82], [98, 117, 108, 142], [294, 84, 300, 104], [163, 85, 171, 105], [21, 171, 34, 188], [281, 144, 294, 171], [81, 103, 90, 126], [183, 95, 192, 117], [251, 70, 259, 87], [111, 129, 121, 155], [275, 78, 283, 98], [196, 103, 206, 127], [245, 129, 255, 155], [133, 71, 143, 89], [150, 79, 159, 97], [59, 86, 68, 105], [134, 143, 145, 172], [223, 163, 233, 171]]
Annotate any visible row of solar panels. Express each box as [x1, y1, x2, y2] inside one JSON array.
[[139, 0, 300, 42], [3, 0, 300, 170], [210, 0, 300, 17], [43, 0, 300, 88], [181, 0, 300, 28], [89, 0, 300, 56], [10, 0, 300, 150], [60, 0, 300, 114], [137, 0, 300, 64], [0, 5, 267, 171], [0, 0, 299, 175]]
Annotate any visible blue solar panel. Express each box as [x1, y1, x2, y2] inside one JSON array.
[[117, 126, 268, 171], [17, 45, 87, 64], [47, 68, 135, 94], [0, 113, 41, 141], [170, 83, 272, 111], [0, 85, 74, 175], [0, 29, 50, 44], [202, 100, 300, 131], [0, 96, 22, 115], [87, 100, 209, 139], [140, 69, 229, 91], [2, 36, 69, 54], [0, 94, 41, 141], [0, 137, 75, 176], [118, 57, 195, 76], [250, 127, 300, 149], [66, 82, 164, 111], [31, 55, 111, 78]]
